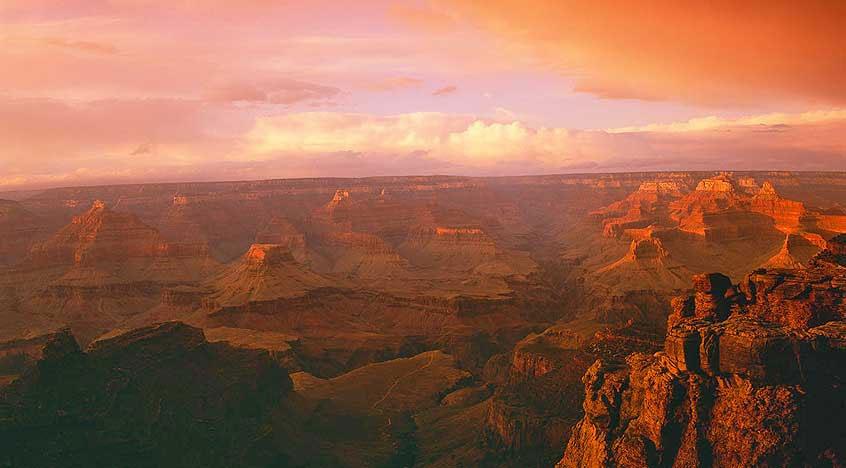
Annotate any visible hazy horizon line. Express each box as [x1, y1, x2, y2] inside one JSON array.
[[3, 168, 843, 197]]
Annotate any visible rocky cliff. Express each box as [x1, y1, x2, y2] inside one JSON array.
[[591, 180, 686, 239], [0, 322, 294, 468], [559, 241, 846, 467], [208, 243, 333, 307], [482, 320, 663, 466]]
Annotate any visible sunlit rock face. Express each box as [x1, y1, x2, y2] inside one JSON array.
[[586, 172, 846, 295], [559, 243, 846, 467], [591, 180, 686, 239]]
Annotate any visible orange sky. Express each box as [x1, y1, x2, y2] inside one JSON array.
[[1, 0, 845, 190]]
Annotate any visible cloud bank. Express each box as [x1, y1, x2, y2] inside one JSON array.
[[437, 0, 846, 106], [3, 102, 845, 190], [1, 0, 845, 190]]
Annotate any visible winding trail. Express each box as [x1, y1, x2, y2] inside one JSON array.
[[371, 351, 437, 411]]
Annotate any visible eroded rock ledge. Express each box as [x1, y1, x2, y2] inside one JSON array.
[[0, 322, 293, 468], [559, 241, 846, 467]]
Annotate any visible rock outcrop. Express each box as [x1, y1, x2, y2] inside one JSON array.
[[749, 181, 807, 233], [23, 201, 218, 283], [559, 244, 846, 467], [0, 322, 294, 468], [483, 320, 663, 466], [207, 243, 332, 307], [27, 200, 163, 267], [254, 216, 308, 263], [324, 189, 352, 213], [0, 330, 72, 386], [591, 181, 686, 239], [589, 173, 846, 293]]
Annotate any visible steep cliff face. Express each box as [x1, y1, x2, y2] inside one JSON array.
[[591, 180, 686, 239], [0, 200, 45, 266], [595, 231, 694, 291], [0, 202, 222, 343], [0, 322, 294, 468], [665, 174, 810, 243], [254, 216, 308, 263], [763, 234, 821, 269], [560, 246, 846, 467], [749, 181, 807, 233], [402, 226, 498, 268], [670, 175, 744, 237], [482, 320, 663, 466]]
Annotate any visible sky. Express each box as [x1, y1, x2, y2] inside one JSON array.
[[1, 0, 845, 190]]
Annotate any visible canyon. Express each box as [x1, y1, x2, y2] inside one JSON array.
[[2, 171, 846, 466], [560, 237, 846, 467]]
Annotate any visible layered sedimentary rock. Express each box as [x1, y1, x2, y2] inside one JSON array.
[[28, 200, 163, 268], [0, 200, 45, 266], [593, 174, 837, 251], [5, 172, 846, 467], [673, 176, 765, 241], [400, 225, 535, 280], [23, 201, 218, 283], [402, 226, 497, 268], [560, 245, 846, 467], [590, 173, 846, 294], [208, 243, 332, 307], [596, 230, 694, 291], [483, 320, 663, 466], [204, 326, 301, 371], [318, 231, 410, 278], [749, 181, 807, 233], [591, 181, 686, 238], [158, 192, 268, 262], [763, 233, 820, 269], [324, 188, 352, 214], [254, 216, 308, 263], [0, 322, 294, 468], [0, 202, 221, 343], [669, 175, 814, 242]]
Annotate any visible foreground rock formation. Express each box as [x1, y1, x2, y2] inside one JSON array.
[[0, 322, 296, 468], [480, 314, 665, 466], [559, 239, 846, 467]]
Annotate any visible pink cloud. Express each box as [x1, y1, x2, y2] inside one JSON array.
[[360, 77, 424, 92], [3, 107, 846, 190], [42, 37, 118, 55], [1, 0, 844, 191], [206, 79, 341, 106], [242, 110, 846, 174], [440, 0, 846, 106], [432, 85, 457, 96]]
